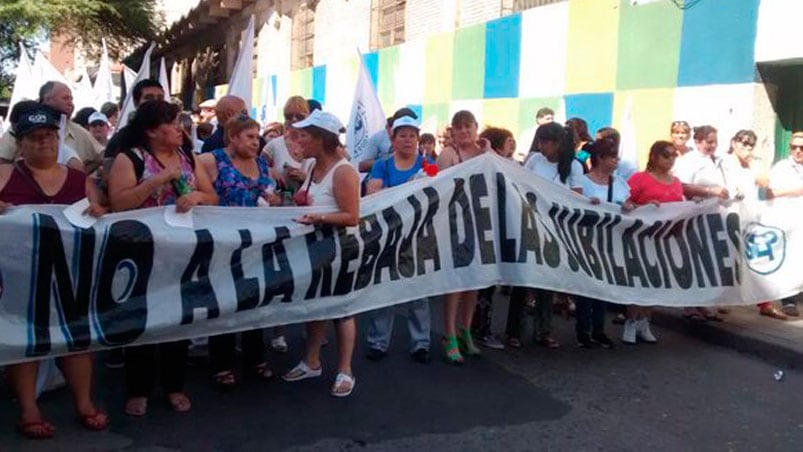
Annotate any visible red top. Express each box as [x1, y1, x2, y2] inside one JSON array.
[[0, 163, 86, 205], [627, 171, 684, 205]]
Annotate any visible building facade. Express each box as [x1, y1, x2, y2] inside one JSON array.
[[154, 0, 803, 167]]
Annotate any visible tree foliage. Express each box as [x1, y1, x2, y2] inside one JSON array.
[[0, 0, 165, 96]]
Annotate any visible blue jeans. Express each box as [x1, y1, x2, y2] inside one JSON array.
[[367, 298, 431, 353], [574, 296, 606, 336]]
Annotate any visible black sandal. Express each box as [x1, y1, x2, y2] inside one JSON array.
[[213, 370, 237, 390]]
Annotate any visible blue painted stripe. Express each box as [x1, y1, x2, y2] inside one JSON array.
[[312, 65, 327, 104], [564, 93, 614, 139], [483, 14, 522, 99], [362, 52, 380, 89]]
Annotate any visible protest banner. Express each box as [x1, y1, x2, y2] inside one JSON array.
[[0, 154, 799, 365]]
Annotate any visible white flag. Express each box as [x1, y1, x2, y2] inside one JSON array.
[[9, 43, 36, 112], [159, 57, 171, 98], [118, 43, 155, 129], [258, 74, 276, 126], [92, 39, 115, 108], [122, 64, 137, 92], [555, 96, 567, 124], [618, 94, 639, 180], [73, 67, 94, 112], [227, 15, 255, 112], [32, 50, 68, 86], [346, 52, 386, 161]]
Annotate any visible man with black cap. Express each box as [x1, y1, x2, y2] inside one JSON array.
[[0, 81, 104, 171], [356, 107, 418, 172]]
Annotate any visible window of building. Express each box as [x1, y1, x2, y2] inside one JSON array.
[[370, 0, 406, 50], [291, 2, 315, 69], [502, 0, 566, 15]]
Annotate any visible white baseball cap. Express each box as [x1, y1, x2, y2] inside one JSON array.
[[391, 116, 420, 133], [199, 98, 217, 108], [88, 112, 110, 126], [292, 110, 345, 135]]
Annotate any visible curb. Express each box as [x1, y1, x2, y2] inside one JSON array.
[[650, 308, 802, 369]]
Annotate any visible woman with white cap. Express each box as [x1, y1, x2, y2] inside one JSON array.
[[363, 115, 435, 364], [281, 110, 360, 397]]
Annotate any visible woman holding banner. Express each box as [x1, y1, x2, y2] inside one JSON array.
[[281, 110, 360, 397], [673, 125, 730, 321], [0, 105, 108, 439], [625, 140, 685, 342], [506, 122, 584, 350], [576, 137, 635, 348], [197, 115, 281, 388], [108, 100, 218, 416], [364, 116, 435, 363], [436, 110, 489, 364]]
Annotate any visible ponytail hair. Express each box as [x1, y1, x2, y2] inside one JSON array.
[[535, 122, 577, 183]]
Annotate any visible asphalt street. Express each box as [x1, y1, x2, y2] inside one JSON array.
[[2, 298, 803, 451]]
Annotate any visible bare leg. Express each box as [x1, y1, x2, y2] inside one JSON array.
[[304, 321, 326, 369], [335, 318, 356, 375], [60, 354, 97, 415], [8, 361, 44, 424], [459, 290, 478, 330], [443, 292, 461, 337]]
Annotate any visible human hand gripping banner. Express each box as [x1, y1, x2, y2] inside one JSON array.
[[0, 154, 800, 364]]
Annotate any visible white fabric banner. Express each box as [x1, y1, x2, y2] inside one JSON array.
[[345, 53, 386, 161], [0, 154, 800, 365], [228, 15, 255, 111], [159, 57, 171, 98], [118, 43, 155, 130], [92, 39, 115, 109], [9, 43, 36, 113]]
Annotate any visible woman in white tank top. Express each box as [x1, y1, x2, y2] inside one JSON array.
[[280, 111, 360, 398]]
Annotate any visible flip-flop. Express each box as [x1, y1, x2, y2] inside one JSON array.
[[16, 420, 55, 440], [124, 397, 148, 417], [330, 372, 356, 398], [77, 409, 109, 431], [167, 393, 191, 412]]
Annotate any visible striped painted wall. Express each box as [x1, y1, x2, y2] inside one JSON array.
[[232, 0, 765, 166]]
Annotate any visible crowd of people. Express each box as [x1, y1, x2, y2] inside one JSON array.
[[1, 78, 802, 440]]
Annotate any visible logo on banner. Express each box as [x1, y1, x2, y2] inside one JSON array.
[[743, 223, 786, 275], [352, 101, 369, 158]]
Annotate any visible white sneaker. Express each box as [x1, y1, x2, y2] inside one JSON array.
[[622, 319, 637, 344], [271, 336, 288, 353], [636, 318, 657, 343]]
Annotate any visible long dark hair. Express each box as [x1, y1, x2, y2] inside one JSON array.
[[122, 100, 181, 151], [535, 122, 576, 183]]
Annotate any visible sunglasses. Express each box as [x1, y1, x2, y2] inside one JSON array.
[[284, 113, 306, 122], [790, 145, 803, 151], [671, 121, 689, 127]]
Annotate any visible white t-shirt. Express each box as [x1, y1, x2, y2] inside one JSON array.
[[356, 130, 392, 163], [768, 157, 803, 193], [523, 152, 584, 190], [720, 154, 758, 200], [673, 149, 725, 186], [263, 136, 315, 188], [58, 143, 80, 165], [580, 174, 630, 205]]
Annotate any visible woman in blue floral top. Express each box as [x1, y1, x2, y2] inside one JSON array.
[[197, 115, 280, 389]]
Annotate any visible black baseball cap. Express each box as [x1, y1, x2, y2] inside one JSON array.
[[12, 106, 60, 137]]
